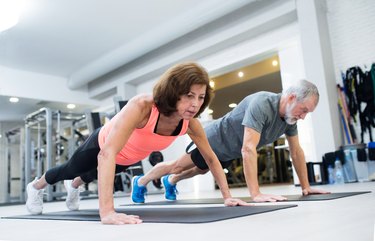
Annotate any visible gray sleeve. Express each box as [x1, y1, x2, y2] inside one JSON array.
[[285, 124, 298, 136], [242, 101, 266, 134]]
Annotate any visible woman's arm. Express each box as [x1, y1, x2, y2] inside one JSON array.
[[98, 94, 152, 224]]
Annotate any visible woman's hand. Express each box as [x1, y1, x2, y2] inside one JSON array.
[[224, 198, 253, 206], [252, 193, 287, 202], [302, 187, 331, 196], [100, 211, 143, 225]]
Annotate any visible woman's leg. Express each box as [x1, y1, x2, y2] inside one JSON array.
[[26, 128, 101, 214], [44, 128, 101, 186], [71, 176, 85, 188], [32, 174, 48, 189]]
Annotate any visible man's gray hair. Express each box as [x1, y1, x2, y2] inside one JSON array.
[[282, 79, 319, 104]]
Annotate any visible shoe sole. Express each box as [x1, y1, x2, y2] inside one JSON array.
[[26, 201, 43, 215], [26, 207, 42, 215]]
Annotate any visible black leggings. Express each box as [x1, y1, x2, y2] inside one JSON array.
[[45, 128, 129, 184], [187, 142, 232, 170]]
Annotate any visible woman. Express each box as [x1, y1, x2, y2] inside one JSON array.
[[26, 62, 247, 225]]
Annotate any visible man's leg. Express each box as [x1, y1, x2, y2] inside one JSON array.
[[137, 152, 196, 186], [159, 166, 209, 201], [169, 166, 209, 184], [131, 152, 196, 203]]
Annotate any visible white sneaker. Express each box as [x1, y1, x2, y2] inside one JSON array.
[[64, 180, 80, 211], [26, 178, 44, 214]]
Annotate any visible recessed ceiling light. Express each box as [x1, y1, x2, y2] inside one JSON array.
[[0, 0, 22, 32], [272, 60, 278, 66], [229, 103, 237, 108], [238, 71, 244, 78], [67, 104, 76, 109], [9, 97, 19, 103]]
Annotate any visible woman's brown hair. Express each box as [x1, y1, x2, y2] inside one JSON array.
[[153, 62, 213, 117]]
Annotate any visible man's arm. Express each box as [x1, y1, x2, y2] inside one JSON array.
[[188, 119, 249, 206], [242, 127, 261, 196], [286, 135, 310, 190], [242, 127, 286, 202], [286, 135, 330, 195]]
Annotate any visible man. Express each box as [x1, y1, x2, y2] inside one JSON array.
[[132, 79, 328, 203]]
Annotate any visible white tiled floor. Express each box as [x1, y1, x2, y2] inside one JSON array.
[[0, 182, 374, 241]]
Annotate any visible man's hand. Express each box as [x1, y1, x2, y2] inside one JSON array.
[[224, 198, 253, 206], [252, 193, 287, 202], [100, 211, 143, 225], [302, 187, 331, 196]]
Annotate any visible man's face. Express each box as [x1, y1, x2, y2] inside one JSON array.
[[284, 95, 317, 125], [285, 101, 298, 125]]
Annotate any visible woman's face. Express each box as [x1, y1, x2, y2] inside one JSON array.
[[176, 84, 206, 119]]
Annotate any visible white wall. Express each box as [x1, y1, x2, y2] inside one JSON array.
[[296, 0, 341, 156], [326, 0, 375, 143], [279, 42, 321, 185], [279, 41, 318, 163]]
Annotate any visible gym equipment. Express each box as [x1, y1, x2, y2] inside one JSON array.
[[149, 151, 164, 189], [2, 205, 297, 223], [4, 127, 25, 203], [24, 108, 90, 201], [121, 191, 371, 206]]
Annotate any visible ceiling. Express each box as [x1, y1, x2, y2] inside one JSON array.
[[1, 0, 260, 123], [1, 0, 251, 77], [0, 95, 95, 122], [0, 0, 295, 126]]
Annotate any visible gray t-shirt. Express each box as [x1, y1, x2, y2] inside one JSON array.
[[205, 91, 297, 162]]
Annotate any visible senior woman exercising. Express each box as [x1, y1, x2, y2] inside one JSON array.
[[25, 62, 248, 225]]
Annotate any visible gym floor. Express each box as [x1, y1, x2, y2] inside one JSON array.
[[0, 182, 374, 241]]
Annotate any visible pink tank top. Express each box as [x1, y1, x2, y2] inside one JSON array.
[[98, 104, 189, 166]]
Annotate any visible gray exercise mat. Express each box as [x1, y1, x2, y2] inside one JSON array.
[[2, 205, 296, 223], [122, 191, 371, 206]]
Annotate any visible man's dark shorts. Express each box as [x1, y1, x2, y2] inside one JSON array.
[[187, 142, 232, 170]]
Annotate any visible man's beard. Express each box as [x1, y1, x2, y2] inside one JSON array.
[[284, 101, 297, 125]]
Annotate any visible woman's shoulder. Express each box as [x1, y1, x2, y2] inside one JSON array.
[[187, 118, 203, 133], [119, 94, 154, 126]]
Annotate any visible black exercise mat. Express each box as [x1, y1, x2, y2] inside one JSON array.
[[2, 205, 296, 223], [121, 191, 371, 206]]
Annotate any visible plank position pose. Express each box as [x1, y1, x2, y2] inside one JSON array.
[[25, 62, 248, 225], [132, 79, 329, 203]]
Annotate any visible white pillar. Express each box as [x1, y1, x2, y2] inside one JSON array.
[[279, 43, 318, 185], [296, 0, 341, 161], [117, 83, 137, 100]]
